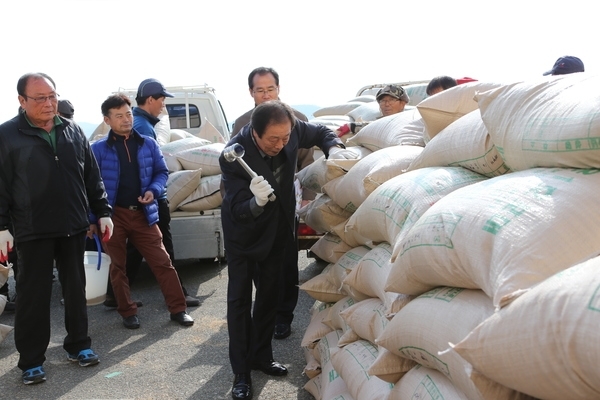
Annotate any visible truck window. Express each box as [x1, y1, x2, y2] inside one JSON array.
[[166, 104, 201, 130]]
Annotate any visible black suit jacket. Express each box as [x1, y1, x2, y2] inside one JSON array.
[[219, 120, 342, 261]]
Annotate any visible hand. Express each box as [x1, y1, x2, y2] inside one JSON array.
[[250, 176, 274, 207], [336, 124, 351, 137], [138, 191, 154, 204], [99, 217, 114, 242], [328, 146, 358, 160], [0, 230, 13, 263]]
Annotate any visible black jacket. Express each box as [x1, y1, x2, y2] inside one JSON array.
[[0, 113, 111, 242], [219, 119, 342, 261]]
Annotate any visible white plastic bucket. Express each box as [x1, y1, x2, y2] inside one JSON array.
[[83, 235, 110, 306]]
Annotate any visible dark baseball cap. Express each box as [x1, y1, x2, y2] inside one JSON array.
[[57, 99, 74, 118], [543, 56, 584, 76], [136, 78, 174, 98], [376, 84, 410, 103]]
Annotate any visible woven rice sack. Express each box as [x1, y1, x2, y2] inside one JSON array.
[[302, 301, 335, 349], [344, 167, 486, 247], [176, 142, 224, 175], [196, 118, 226, 144], [322, 296, 356, 333], [387, 167, 600, 309], [377, 287, 528, 400], [297, 195, 352, 234], [345, 109, 424, 151], [300, 246, 371, 303], [340, 298, 389, 345], [417, 81, 503, 141], [309, 233, 353, 264], [164, 154, 182, 173], [453, 256, 600, 400], [408, 109, 511, 177], [178, 175, 222, 211], [477, 73, 600, 171], [160, 136, 211, 156], [0, 294, 6, 315], [346, 102, 382, 122], [154, 110, 171, 146], [165, 169, 202, 212], [296, 147, 373, 193], [169, 128, 188, 142], [388, 365, 469, 400], [317, 330, 353, 400], [342, 243, 413, 318], [330, 340, 394, 400], [367, 347, 415, 384], [304, 375, 322, 400], [322, 145, 424, 213], [0, 323, 13, 343], [313, 102, 365, 118], [303, 346, 321, 379]]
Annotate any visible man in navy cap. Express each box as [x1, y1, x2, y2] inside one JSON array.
[[543, 56, 585, 76]]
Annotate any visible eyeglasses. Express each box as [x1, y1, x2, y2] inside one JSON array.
[[24, 93, 60, 104], [253, 87, 278, 95], [378, 98, 400, 105]]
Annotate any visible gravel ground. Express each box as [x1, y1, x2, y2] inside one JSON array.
[[0, 251, 327, 400]]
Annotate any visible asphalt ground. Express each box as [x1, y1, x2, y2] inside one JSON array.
[[0, 251, 327, 400]]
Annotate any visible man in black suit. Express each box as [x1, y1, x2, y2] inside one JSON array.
[[219, 100, 349, 400]]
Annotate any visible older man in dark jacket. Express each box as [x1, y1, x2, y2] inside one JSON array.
[[219, 100, 351, 400], [0, 72, 112, 385]]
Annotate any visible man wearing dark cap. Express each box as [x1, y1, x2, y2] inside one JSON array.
[[336, 84, 410, 137], [58, 99, 74, 119], [543, 56, 585, 76], [103, 78, 201, 309]]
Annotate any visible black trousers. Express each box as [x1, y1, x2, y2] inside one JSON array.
[[227, 217, 291, 374], [106, 199, 187, 297], [14, 232, 91, 371], [275, 217, 299, 325]]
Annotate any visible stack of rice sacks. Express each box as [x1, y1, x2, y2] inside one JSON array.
[[298, 75, 600, 400]]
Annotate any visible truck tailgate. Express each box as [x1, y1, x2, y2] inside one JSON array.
[[170, 209, 225, 260]]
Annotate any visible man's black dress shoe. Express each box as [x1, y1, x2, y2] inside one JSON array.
[[123, 315, 140, 329], [170, 311, 194, 326], [273, 323, 291, 339], [232, 373, 252, 399], [251, 360, 288, 376]]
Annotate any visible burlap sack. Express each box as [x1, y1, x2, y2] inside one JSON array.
[[165, 169, 202, 212], [388, 365, 470, 400], [453, 256, 600, 400], [344, 167, 486, 247], [417, 81, 503, 141], [387, 167, 600, 309], [322, 145, 424, 213], [477, 73, 600, 171], [330, 340, 394, 400], [175, 142, 224, 175], [407, 109, 511, 178], [345, 109, 425, 151], [377, 287, 528, 400]]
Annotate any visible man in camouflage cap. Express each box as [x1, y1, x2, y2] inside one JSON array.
[[375, 84, 409, 116]]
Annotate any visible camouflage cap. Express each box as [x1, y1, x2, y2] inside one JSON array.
[[376, 84, 410, 103]]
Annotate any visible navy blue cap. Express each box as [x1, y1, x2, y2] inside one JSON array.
[[136, 78, 174, 98], [543, 56, 584, 76]]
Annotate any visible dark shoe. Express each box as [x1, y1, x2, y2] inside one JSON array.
[[123, 315, 140, 329], [22, 366, 46, 385], [232, 373, 252, 399], [273, 323, 291, 340], [251, 360, 288, 376], [104, 296, 143, 308], [170, 311, 194, 326], [67, 348, 99, 367], [185, 295, 200, 307]]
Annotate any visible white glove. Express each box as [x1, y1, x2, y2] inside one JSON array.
[[250, 176, 274, 207], [328, 146, 358, 160], [99, 217, 114, 242], [0, 230, 13, 263]]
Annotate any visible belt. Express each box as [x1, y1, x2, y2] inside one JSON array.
[[118, 205, 141, 211]]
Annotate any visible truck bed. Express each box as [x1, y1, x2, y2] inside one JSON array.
[[170, 209, 225, 260]]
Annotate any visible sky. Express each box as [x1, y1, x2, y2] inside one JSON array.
[[0, 0, 596, 135]]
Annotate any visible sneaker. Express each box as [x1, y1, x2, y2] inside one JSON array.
[[67, 349, 99, 367], [22, 366, 46, 385]]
